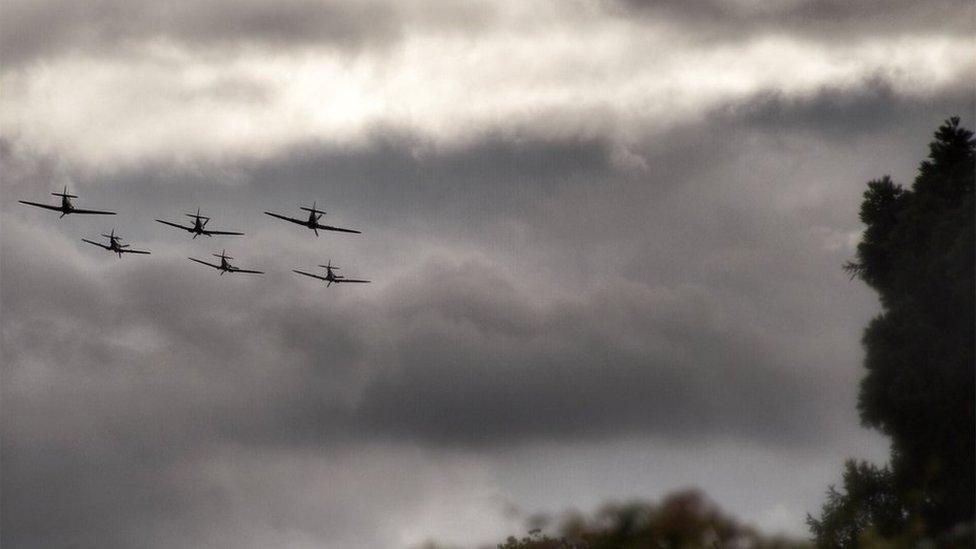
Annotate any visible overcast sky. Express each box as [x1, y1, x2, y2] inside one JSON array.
[[2, 1, 973, 547]]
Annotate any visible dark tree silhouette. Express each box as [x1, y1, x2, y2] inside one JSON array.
[[813, 117, 975, 545], [806, 461, 906, 546]]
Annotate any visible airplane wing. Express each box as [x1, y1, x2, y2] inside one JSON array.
[[293, 269, 328, 281], [202, 229, 245, 236], [233, 268, 264, 274], [19, 200, 64, 212], [264, 211, 306, 226], [82, 238, 111, 250], [156, 219, 193, 231], [70, 208, 116, 215], [314, 222, 361, 234], [336, 278, 371, 283], [121, 249, 151, 255], [188, 257, 221, 270]]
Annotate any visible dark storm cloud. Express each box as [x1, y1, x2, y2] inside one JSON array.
[[611, 0, 972, 40], [712, 77, 976, 139], [356, 259, 830, 447], [0, 0, 493, 66]]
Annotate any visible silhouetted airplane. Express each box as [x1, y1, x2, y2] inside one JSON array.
[[264, 202, 360, 236], [293, 260, 370, 287], [156, 208, 244, 239], [82, 228, 151, 258], [20, 186, 116, 218], [189, 249, 263, 275]]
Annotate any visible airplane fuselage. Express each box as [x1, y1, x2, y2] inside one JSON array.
[[56, 195, 78, 215], [217, 257, 239, 273], [292, 264, 367, 285], [108, 239, 127, 256], [187, 217, 212, 238], [306, 211, 321, 227]]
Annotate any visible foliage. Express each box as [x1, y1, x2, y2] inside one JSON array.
[[806, 460, 907, 547], [816, 116, 975, 544], [499, 490, 809, 549]]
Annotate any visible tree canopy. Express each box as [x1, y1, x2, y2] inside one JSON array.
[[497, 490, 807, 549], [814, 117, 975, 545]]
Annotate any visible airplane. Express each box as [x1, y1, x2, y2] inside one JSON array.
[[264, 202, 360, 236], [189, 249, 263, 275], [82, 228, 151, 258], [156, 208, 244, 239], [293, 260, 370, 287], [20, 185, 116, 218]]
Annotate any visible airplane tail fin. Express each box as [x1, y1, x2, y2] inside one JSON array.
[[52, 185, 78, 198]]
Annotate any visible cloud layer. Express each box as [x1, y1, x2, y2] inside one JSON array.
[[3, 0, 971, 166], [2, 1, 972, 547]]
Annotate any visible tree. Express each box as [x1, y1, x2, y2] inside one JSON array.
[[816, 117, 975, 543], [498, 490, 808, 549], [806, 460, 907, 547]]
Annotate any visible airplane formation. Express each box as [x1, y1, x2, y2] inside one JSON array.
[[20, 187, 371, 286]]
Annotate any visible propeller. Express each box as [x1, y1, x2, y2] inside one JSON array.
[[212, 249, 233, 260]]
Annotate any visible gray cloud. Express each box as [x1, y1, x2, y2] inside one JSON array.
[[3, 0, 971, 69], [611, 0, 972, 41], [357, 259, 831, 447], [0, 0, 494, 67], [0, 219, 833, 547], [711, 76, 976, 140]]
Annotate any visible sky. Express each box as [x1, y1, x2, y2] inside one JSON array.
[[1, 1, 973, 547]]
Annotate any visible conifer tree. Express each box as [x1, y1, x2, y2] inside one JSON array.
[[813, 117, 975, 545]]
